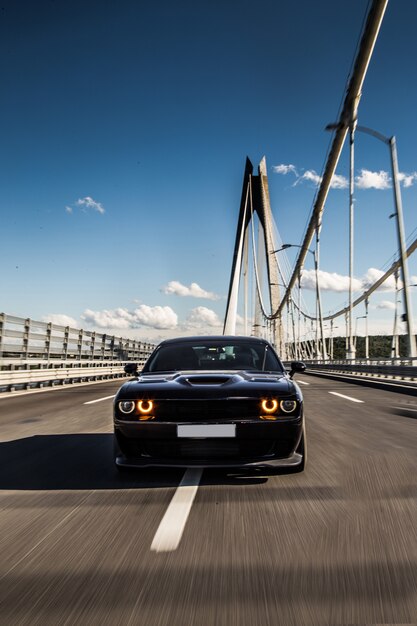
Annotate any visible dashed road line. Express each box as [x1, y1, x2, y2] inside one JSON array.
[[328, 391, 364, 403], [151, 468, 203, 553], [84, 395, 115, 405], [297, 380, 310, 385]]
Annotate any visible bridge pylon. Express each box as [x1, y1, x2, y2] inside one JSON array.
[[223, 157, 282, 350]]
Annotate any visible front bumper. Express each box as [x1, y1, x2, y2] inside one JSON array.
[[114, 418, 303, 469]]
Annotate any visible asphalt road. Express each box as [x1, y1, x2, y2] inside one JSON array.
[[0, 376, 416, 625]]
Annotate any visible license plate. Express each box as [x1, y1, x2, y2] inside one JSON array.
[[177, 424, 236, 438]]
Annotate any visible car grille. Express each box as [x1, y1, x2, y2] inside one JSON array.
[[118, 435, 296, 462], [140, 439, 276, 460], [154, 399, 260, 422]]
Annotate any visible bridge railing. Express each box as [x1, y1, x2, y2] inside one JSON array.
[[0, 313, 155, 393], [302, 358, 417, 381]]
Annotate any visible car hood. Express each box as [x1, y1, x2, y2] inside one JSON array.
[[116, 370, 301, 400]]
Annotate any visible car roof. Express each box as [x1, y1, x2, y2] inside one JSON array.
[[156, 335, 272, 347]]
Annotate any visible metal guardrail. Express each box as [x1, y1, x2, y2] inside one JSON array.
[[0, 361, 133, 392], [304, 359, 417, 380], [0, 312, 155, 362], [0, 313, 156, 393]]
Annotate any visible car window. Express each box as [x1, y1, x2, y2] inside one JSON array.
[[145, 341, 284, 373]]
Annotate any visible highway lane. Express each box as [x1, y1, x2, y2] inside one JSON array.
[[0, 376, 415, 625]]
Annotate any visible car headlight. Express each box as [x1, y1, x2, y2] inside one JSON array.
[[261, 399, 279, 414], [280, 399, 297, 413], [137, 400, 155, 420], [119, 400, 135, 414]]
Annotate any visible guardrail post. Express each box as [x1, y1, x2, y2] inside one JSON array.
[[0, 313, 4, 357], [63, 326, 69, 359], [23, 318, 30, 359], [45, 322, 52, 359], [78, 328, 83, 359], [91, 332, 96, 360]]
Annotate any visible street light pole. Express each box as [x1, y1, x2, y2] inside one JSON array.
[[315, 225, 328, 361], [389, 135, 416, 358], [364, 297, 369, 360], [325, 122, 416, 359], [347, 120, 357, 360]]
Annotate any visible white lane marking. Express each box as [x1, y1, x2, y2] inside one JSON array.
[[151, 468, 203, 553], [329, 391, 364, 403], [84, 395, 115, 405], [391, 405, 417, 412], [297, 380, 310, 385]]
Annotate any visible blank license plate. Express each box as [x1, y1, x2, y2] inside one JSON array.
[[177, 424, 236, 438]]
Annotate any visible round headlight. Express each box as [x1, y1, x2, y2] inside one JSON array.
[[280, 400, 297, 413], [119, 400, 135, 414], [137, 400, 153, 414], [261, 399, 279, 414]]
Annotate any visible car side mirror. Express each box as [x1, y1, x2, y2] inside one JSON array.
[[124, 363, 139, 376], [289, 360, 306, 379]]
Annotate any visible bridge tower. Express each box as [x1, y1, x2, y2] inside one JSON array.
[[223, 157, 282, 349]]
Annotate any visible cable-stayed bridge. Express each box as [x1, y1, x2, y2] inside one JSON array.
[[0, 1, 416, 624]]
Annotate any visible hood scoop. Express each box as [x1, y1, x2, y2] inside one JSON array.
[[184, 375, 233, 386], [249, 376, 280, 383]]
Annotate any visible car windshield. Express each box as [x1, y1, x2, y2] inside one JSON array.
[[144, 340, 285, 373]]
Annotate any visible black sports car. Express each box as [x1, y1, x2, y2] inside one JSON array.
[[113, 336, 306, 471]]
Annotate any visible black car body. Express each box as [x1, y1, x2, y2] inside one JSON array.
[[114, 336, 306, 471]]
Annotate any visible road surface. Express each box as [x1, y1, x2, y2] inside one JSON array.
[[0, 375, 416, 625]]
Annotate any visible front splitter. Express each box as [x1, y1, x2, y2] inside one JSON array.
[[115, 451, 303, 469]]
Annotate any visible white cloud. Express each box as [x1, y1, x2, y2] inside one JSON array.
[[355, 169, 391, 190], [292, 169, 347, 189], [398, 172, 417, 188], [300, 266, 415, 294], [42, 314, 78, 327], [82, 305, 178, 330], [374, 300, 396, 310], [162, 280, 221, 301], [295, 170, 322, 186], [330, 173, 349, 189], [185, 306, 222, 329], [76, 196, 105, 214], [273, 162, 417, 190], [272, 163, 298, 176], [301, 269, 362, 292], [65, 206, 73, 214], [361, 268, 396, 291]]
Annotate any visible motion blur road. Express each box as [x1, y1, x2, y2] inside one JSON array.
[[0, 375, 416, 625]]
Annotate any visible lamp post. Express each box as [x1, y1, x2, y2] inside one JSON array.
[[354, 315, 367, 353], [364, 297, 369, 360], [272, 243, 327, 360], [326, 122, 416, 359], [323, 321, 339, 360]]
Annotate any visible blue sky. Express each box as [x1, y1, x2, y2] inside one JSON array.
[[2, 0, 417, 341]]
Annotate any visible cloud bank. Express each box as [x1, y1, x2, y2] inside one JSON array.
[[82, 305, 178, 330], [185, 306, 222, 329], [300, 267, 417, 294], [41, 314, 78, 327], [162, 281, 221, 301], [273, 163, 417, 189]]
